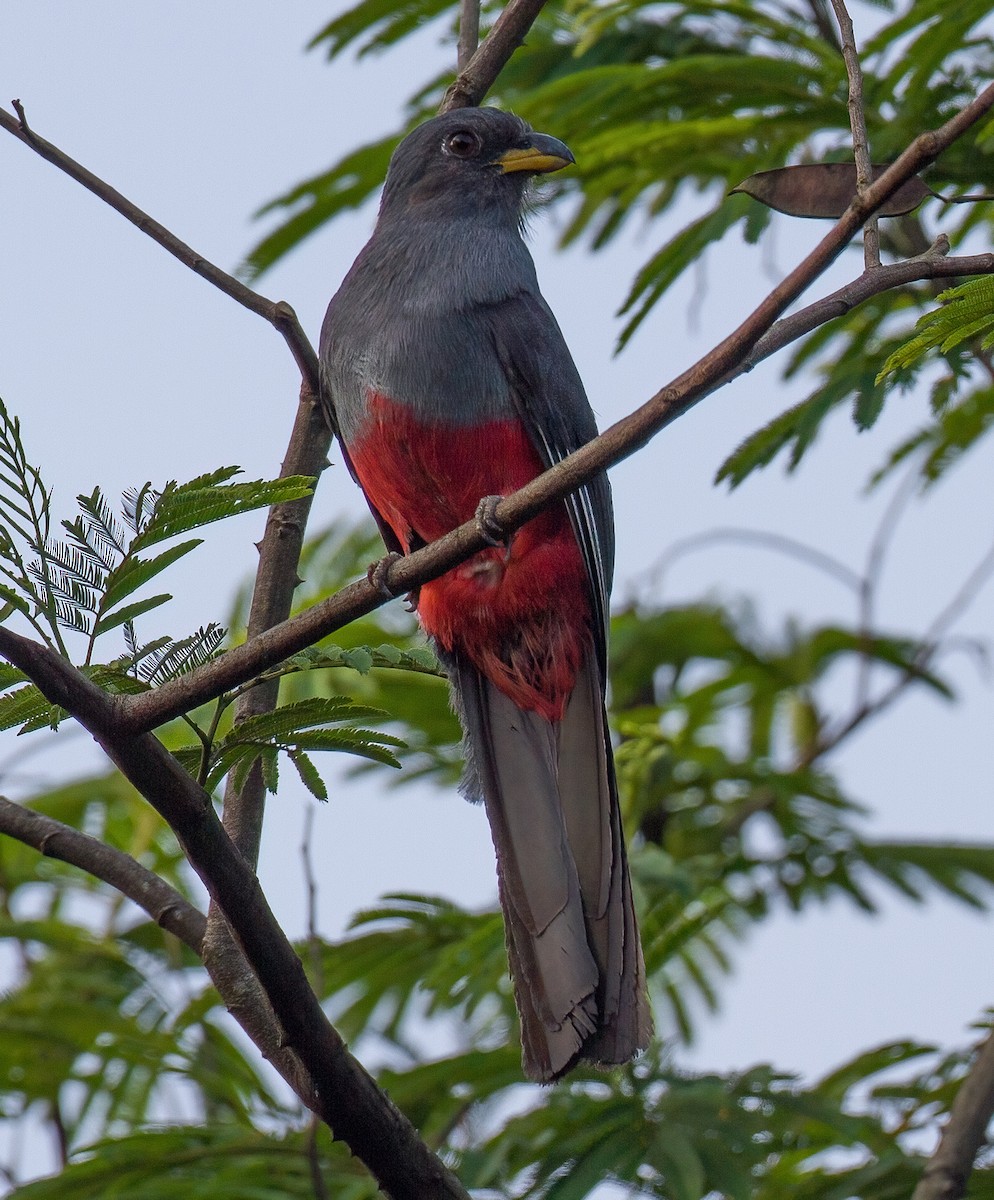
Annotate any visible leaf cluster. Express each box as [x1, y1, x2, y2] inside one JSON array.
[[1, 512, 993, 1196], [246, 0, 994, 499]]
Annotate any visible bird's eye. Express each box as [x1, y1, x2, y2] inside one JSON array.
[[443, 130, 483, 159]]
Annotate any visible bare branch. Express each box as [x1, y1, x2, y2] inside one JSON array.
[[218, 379, 331, 868], [736, 238, 969, 373], [442, 0, 550, 111], [0, 627, 471, 1200], [0, 102, 318, 390], [831, 0, 880, 266], [805, 527, 994, 764], [457, 0, 482, 72], [854, 463, 921, 710], [0, 795, 206, 951], [912, 1024, 994, 1200]]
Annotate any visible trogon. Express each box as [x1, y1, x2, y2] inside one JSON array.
[[319, 107, 652, 1081]]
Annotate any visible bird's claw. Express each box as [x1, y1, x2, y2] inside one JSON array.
[[475, 495, 506, 547], [367, 551, 404, 598]]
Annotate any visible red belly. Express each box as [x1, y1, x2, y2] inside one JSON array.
[[349, 393, 591, 721]]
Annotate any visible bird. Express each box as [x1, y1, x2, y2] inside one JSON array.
[[319, 106, 652, 1081]]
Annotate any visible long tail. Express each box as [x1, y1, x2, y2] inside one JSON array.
[[449, 650, 652, 1081]]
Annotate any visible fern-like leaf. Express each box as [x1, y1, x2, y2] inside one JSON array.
[[877, 277, 994, 382], [131, 472, 313, 552]]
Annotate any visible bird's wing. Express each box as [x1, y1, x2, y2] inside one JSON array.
[[482, 290, 614, 663]]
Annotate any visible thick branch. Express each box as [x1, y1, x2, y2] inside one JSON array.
[[219, 380, 331, 866], [442, 0, 550, 110], [0, 795, 206, 951], [912, 1025, 994, 1200], [0, 628, 469, 1200], [0, 102, 318, 389]]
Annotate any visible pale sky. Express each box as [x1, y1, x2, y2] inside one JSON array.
[[1, 2, 992, 1184]]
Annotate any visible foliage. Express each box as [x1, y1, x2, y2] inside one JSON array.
[[1, 514, 993, 1196], [247, 0, 994, 496]]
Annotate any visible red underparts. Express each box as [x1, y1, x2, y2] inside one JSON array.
[[349, 392, 592, 722]]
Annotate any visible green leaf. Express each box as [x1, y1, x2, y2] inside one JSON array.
[[287, 749, 329, 801], [101, 540, 202, 612], [131, 473, 314, 551], [93, 592, 172, 635]]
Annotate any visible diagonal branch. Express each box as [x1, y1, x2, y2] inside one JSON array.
[[0, 794, 206, 951], [0, 101, 318, 389], [912, 1024, 994, 1200], [0, 626, 470, 1200], [113, 116, 994, 736]]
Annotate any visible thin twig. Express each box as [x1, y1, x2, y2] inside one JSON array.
[[301, 804, 324, 992], [830, 0, 879, 267], [733, 237, 961, 378], [633, 526, 863, 602], [854, 462, 921, 711], [805, 527, 994, 765], [442, 0, 550, 110], [0, 102, 318, 389], [457, 0, 482, 71]]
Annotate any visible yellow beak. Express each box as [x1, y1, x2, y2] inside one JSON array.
[[497, 133, 575, 175]]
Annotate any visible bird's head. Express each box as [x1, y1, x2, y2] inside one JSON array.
[[378, 108, 574, 224]]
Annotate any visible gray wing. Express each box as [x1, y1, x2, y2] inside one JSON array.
[[481, 290, 614, 669]]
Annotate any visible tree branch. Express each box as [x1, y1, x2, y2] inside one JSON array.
[[830, 0, 880, 266], [215, 377, 330, 867], [0, 101, 318, 389], [442, 0, 550, 110], [0, 627, 470, 1200], [912, 1024, 994, 1200], [457, 0, 482, 72], [0, 794, 206, 951]]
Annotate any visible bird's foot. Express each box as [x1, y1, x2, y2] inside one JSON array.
[[475, 495, 506, 547], [367, 551, 404, 598]]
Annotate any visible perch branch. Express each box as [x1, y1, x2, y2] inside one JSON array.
[[115, 94, 994, 734]]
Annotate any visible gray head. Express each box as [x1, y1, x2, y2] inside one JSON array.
[[379, 108, 574, 225]]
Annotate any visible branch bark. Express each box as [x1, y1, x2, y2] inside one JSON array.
[[0, 627, 470, 1200], [912, 1025, 994, 1200], [442, 0, 550, 110], [457, 0, 482, 71], [0, 795, 206, 951]]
